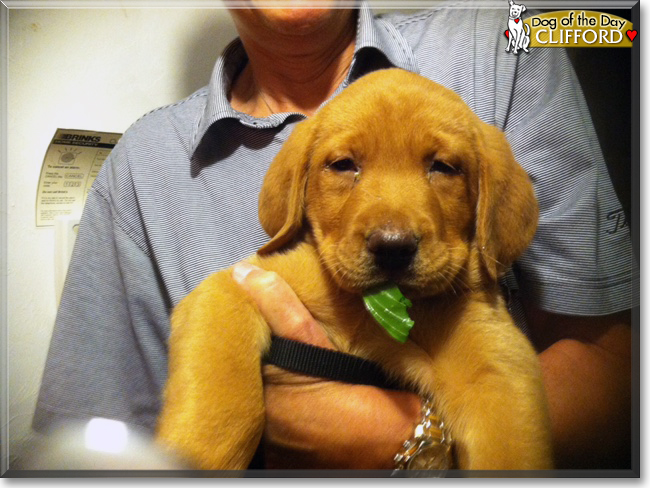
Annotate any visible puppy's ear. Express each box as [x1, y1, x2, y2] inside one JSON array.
[[257, 118, 315, 255], [474, 123, 538, 282]]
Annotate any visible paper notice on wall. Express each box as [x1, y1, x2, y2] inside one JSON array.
[[35, 129, 122, 227]]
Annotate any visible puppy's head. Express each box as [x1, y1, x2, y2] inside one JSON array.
[[258, 69, 537, 297]]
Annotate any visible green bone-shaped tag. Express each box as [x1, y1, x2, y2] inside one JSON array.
[[363, 283, 414, 343]]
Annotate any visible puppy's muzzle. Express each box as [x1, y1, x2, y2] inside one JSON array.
[[366, 228, 419, 271]]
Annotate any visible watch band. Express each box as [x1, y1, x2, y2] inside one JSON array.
[[393, 396, 454, 474]]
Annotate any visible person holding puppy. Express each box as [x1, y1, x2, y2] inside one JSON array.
[[34, 1, 636, 470]]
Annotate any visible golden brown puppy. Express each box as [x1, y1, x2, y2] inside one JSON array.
[[157, 68, 553, 471]]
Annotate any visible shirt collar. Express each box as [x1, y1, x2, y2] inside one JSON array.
[[352, 2, 418, 78], [190, 1, 418, 157]]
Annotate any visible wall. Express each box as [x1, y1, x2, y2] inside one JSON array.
[[6, 4, 237, 463]]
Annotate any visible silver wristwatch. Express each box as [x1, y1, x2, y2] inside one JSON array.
[[393, 396, 453, 474]]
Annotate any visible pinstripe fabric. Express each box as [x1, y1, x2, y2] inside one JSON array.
[[34, 1, 638, 434]]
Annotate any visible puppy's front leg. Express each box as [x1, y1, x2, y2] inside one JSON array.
[[432, 312, 553, 470], [157, 271, 271, 470], [449, 367, 553, 470]]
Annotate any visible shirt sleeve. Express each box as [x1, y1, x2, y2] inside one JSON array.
[[502, 45, 639, 316], [33, 145, 170, 434]]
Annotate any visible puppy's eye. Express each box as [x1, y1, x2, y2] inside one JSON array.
[[429, 160, 461, 176], [328, 158, 358, 173]]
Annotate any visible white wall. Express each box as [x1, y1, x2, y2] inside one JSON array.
[[6, 4, 238, 463]]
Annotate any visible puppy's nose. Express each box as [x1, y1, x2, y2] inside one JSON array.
[[367, 229, 419, 270]]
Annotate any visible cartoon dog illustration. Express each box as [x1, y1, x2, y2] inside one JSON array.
[[506, 0, 530, 54]]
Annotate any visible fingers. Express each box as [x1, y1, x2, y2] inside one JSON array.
[[232, 261, 333, 349]]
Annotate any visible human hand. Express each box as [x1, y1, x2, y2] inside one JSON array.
[[232, 261, 421, 469]]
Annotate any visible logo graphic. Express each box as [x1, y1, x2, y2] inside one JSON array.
[[503, 8, 636, 50], [505, 0, 531, 54]]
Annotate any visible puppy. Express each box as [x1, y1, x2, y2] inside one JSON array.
[[157, 68, 553, 471], [506, 0, 531, 54]]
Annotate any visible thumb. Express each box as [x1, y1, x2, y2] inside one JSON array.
[[232, 261, 334, 349]]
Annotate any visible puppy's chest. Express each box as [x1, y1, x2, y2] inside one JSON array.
[[300, 289, 471, 393], [256, 246, 499, 393], [299, 285, 513, 400]]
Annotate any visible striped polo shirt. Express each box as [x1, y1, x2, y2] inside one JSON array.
[[34, 1, 638, 434]]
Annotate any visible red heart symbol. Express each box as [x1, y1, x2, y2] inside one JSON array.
[[627, 30, 637, 41], [504, 30, 509, 38], [515, 18, 520, 23]]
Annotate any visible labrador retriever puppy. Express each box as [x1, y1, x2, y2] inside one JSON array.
[[157, 68, 553, 471]]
